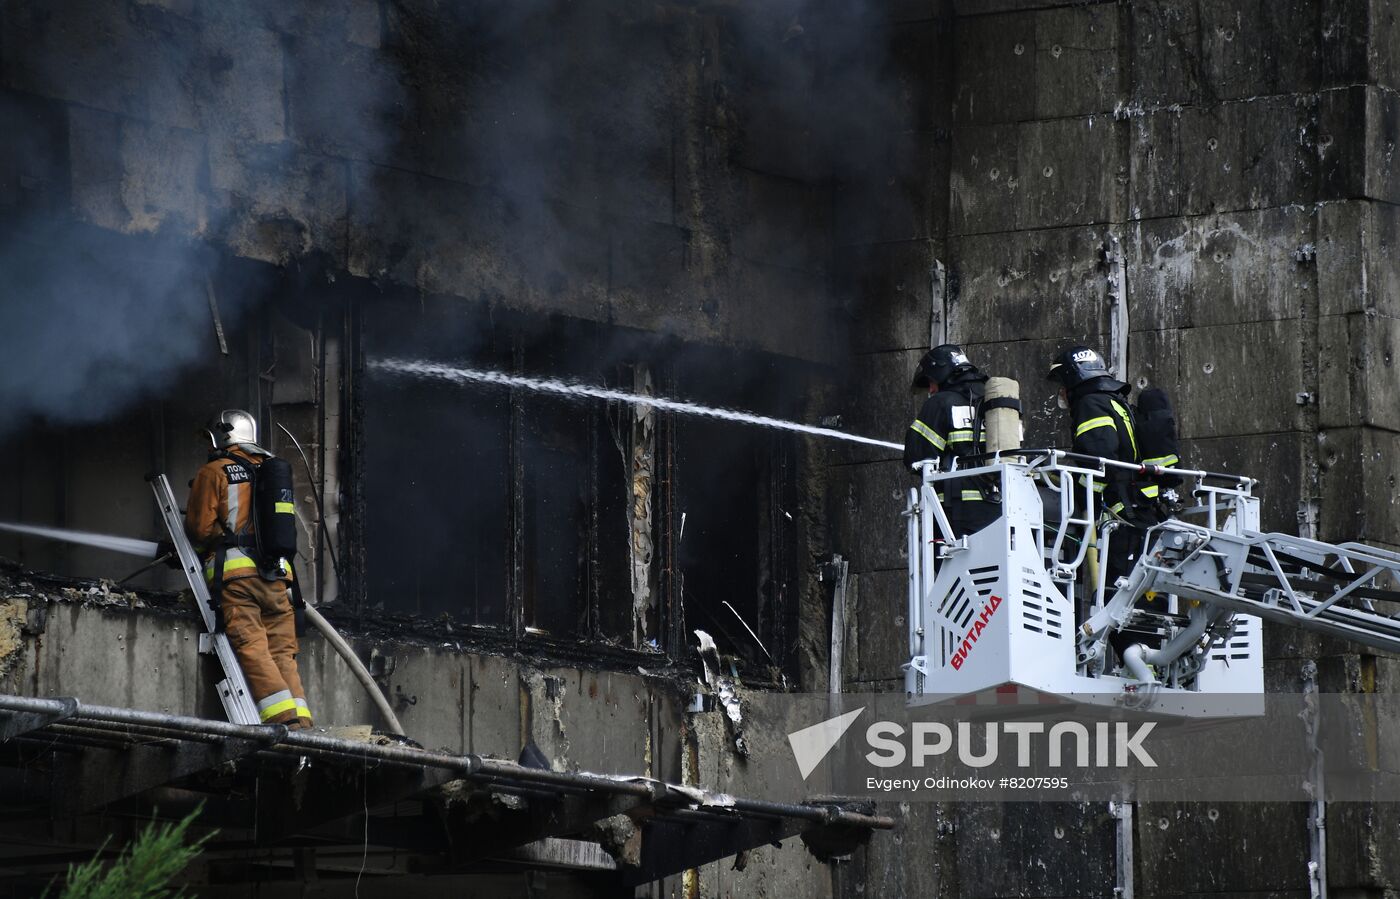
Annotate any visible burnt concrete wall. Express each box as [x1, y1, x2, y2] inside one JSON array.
[[838, 1, 1400, 897]]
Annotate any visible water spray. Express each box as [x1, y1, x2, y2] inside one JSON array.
[[0, 521, 159, 558], [369, 358, 903, 451]]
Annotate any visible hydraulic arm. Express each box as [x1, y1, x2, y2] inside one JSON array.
[[1082, 520, 1400, 684]]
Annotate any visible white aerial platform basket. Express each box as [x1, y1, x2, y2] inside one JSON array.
[[904, 452, 1265, 718]]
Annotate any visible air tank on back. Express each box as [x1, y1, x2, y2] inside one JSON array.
[[982, 377, 1022, 455]]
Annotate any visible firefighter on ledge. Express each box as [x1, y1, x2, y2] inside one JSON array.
[[186, 410, 312, 729]]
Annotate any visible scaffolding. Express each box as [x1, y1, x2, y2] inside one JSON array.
[[0, 693, 891, 889]]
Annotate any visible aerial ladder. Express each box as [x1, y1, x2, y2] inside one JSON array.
[[904, 450, 1400, 716]]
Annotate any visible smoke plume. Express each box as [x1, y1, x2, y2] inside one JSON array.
[[0, 2, 403, 438], [0, 0, 903, 434]]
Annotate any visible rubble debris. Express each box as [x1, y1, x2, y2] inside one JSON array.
[[0, 564, 165, 615], [63, 578, 145, 609], [603, 775, 736, 809], [589, 813, 643, 867], [436, 778, 526, 813], [695, 629, 748, 757], [324, 724, 375, 742]]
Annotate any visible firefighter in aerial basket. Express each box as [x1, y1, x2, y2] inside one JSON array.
[[1046, 346, 1166, 651], [186, 410, 312, 729], [1044, 346, 1152, 524], [904, 344, 1001, 537]]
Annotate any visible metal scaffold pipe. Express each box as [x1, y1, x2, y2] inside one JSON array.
[[0, 694, 469, 773], [0, 693, 895, 831]]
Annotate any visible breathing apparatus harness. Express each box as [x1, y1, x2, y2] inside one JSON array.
[[207, 448, 306, 616]]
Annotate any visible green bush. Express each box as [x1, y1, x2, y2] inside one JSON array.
[[49, 807, 212, 899]]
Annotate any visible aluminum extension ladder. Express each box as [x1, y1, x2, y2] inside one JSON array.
[[149, 474, 260, 725]]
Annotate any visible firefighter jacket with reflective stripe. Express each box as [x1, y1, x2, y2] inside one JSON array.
[[1068, 386, 1144, 517], [904, 376, 991, 505], [186, 446, 291, 584]]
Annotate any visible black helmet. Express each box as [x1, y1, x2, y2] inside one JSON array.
[[912, 344, 976, 390], [1046, 345, 1110, 389]]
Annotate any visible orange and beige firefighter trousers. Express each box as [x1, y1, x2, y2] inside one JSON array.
[[220, 577, 312, 728]]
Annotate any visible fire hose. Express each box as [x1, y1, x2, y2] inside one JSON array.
[[275, 422, 404, 737], [302, 600, 405, 736]]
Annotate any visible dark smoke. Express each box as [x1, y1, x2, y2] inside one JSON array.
[[360, 0, 907, 315], [0, 219, 229, 435], [0, 0, 901, 618], [0, 0, 902, 438], [0, 2, 404, 438]]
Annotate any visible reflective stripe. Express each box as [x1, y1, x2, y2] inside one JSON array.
[[225, 550, 256, 569], [205, 552, 259, 581], [226, 469, 240, 533], [294, 697, 312, 720], [260, 698, 298, 722], [275, 501, 295, 514], [947, 429, 976, 444], [258, 689, 293, 712], [960, 489, 984, 501], [1110, 399, 1138, 459], [227, 556, 257, 572], [1075, 415, 1115, 437], [1076, 475, 1106, 493], [258, 689, 295, 722], [1143, 454, 1179, 467], [1141, 485, 1161, 498], [910, 420, 946, 450], [1109, 502, 1125, 515]]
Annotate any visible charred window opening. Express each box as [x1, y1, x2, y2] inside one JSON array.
[[356, 298, 803, 676], [358, 300, 513, 626], [664, 357, 800, 679], [358, 301, 634, 642], [514, 327, 630, 639]]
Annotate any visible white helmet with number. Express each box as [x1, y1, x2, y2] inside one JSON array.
[[206, 409, 259, 450]]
